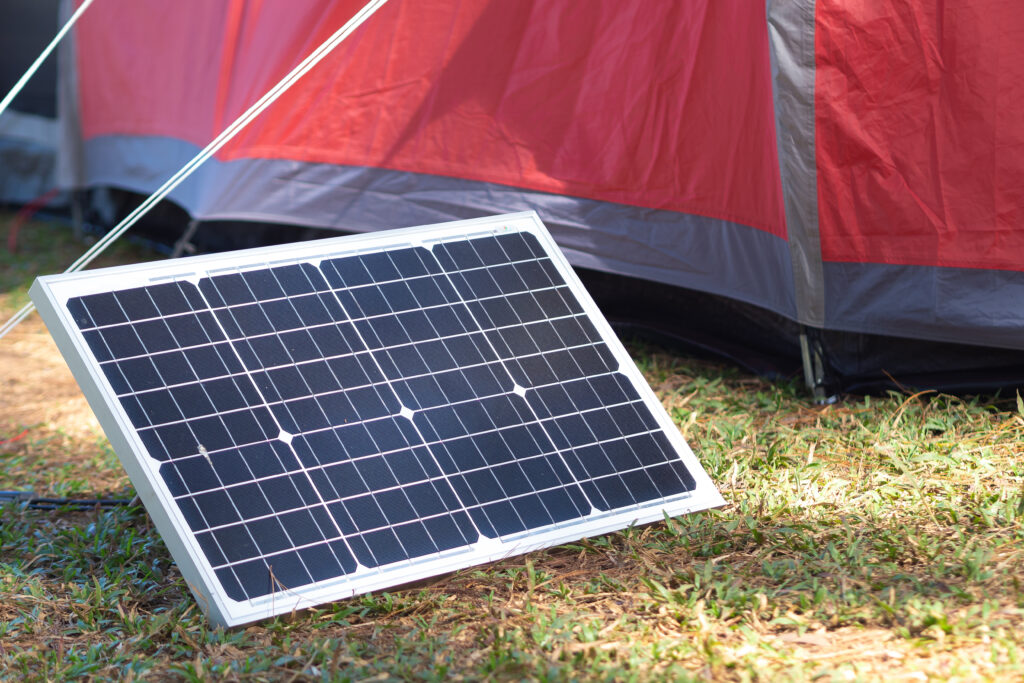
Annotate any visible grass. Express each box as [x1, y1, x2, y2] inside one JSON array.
[[1, 214, 1023, 680]]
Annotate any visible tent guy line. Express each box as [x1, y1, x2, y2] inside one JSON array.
[[0, 0, 95, 119], [0, 0, 392, 342]]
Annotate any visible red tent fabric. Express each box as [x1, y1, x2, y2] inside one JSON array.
[[59, 0, 1024, 354]]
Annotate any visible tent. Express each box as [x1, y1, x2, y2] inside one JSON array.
[[10, 0, 1024, 394]]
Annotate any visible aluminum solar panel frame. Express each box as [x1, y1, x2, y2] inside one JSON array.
[[30, 211, 723, 627]]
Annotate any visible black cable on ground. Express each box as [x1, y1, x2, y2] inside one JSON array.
[[0, 490, 136, 511]]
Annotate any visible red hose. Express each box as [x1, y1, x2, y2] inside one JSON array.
[[7, 188, 60, 253]]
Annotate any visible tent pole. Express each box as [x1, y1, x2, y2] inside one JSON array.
[[799, 326, 834, 404]]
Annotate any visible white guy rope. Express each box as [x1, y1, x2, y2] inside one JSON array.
[[0, 0, 96, 119], [0, 0, 391, 340]]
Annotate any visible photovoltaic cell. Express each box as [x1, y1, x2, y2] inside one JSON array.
[[31, 212, 722, 626]]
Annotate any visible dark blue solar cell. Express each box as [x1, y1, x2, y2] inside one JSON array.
[[245, 335, 293, 368], [322, 255, 372, 288], [113, 288, 159, 321], [195, 531, 227, 567], [552, 315, 599, 346], [435, 240, 485, 270], [299, 543, 352, 581], [351, 529, 407, 566], [505, 293, 546, 324], [374, 489, 416, 525], [350, 285, 392, 316], [360, 252, 401, 282], [473, 429, 519, 463], [390, 521, 438, 557], [387, 345, 428, 378], [209, 450, 256, 487], [279, 508, 327, 547], [433, 369, 475, 403], [119, 395, 148, 428], [461, 268, 505, 299], [294, 361, 341, 394], [275, 264, 321, 295], [82, 330, 112, 362], [259, 475, 310, 513], [291, 294, 337, 326], [394, 376, 445, 410], [511, 260, 554, 289], [528, 384, 572, 418], [176, 496, 206, 531], [261, 299, 304, 331], [476, 499, 526, 537], [169, 384, 216, 419], [425, 512, 477, 550], [565, 376, 613, 411], [66, 297, 93, 329], [347, 386, 397, 421], [262, 366, 306, 400], [440, 435, 486, 471], [100, 324, 145, 358], [212, 309, 242, 339], [80, 292, 127, 326], [487, 264, 530, 293], [532, 288, 573, 318], [247, 517, 290, 555], [353, 455, 398, 491], [477, 297, 520, 328], [230, 303, 273, 336], [262, 551, 313, 593], [364, 417, 414, 453], [204, 377, 259, 412], [148, 282, 194, 316], [193, 489, 241, 528], [240, 268, 286, 300], [340, 495, 387, 533], [184, 344, 229, 379], [509, 493, 559, 530], [222, 408, 274, 444], [376, 281, 419, 312], [493, 232, 537, 261], [334, 423, 378, 459], [396, 310, 437, 342], [550, 414, 591, 451], [190, 416, 234, 453], [279, 329, 323, 362], [229, 558, 271, 598], [417, 340, 456, 372], [117, 356, 164, 392], [165, 456, 221, 497], [320, 461, 369, 498], [403, 482, 450, 518], [327, 353, 380, 387], [362, 315, 411, 346], [408, 276, 449, 308], [318, 391, 360, 425], [383, 448, 437, 483], [151, 351, 197, 385], [307, 325, 352, 357], [392, 247, 441, 277], [242, 441, 297, 477], [137, 389, 182, 425], [200, 273, 255, 307], [134, 319, 177, 353]]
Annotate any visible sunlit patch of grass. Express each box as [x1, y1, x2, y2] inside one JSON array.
[[1, 212, 1023, 679]]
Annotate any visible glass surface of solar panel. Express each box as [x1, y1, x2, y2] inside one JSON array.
[[31, 213, 722, 627]]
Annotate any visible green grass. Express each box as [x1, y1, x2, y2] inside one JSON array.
[[2, 215, 1023, 680]]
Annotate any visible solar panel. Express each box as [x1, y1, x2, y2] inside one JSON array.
[[30, 212, 723, 627]]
